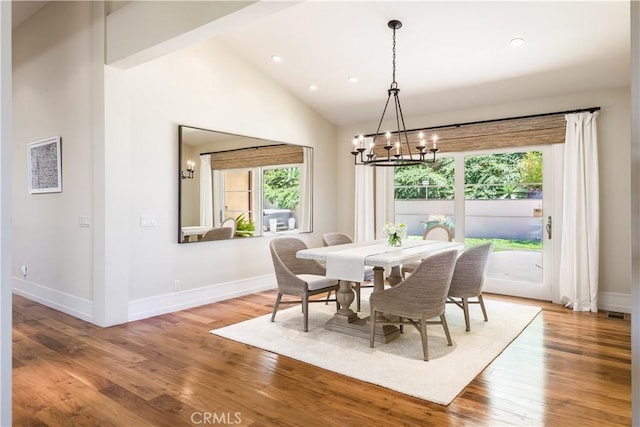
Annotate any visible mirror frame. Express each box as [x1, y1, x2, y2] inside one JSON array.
[[178, 125, 313, 243]]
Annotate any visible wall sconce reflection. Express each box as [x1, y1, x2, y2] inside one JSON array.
[[181, 160, 195, 179]]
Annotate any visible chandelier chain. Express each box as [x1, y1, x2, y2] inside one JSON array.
[[391, 27, 397, 87]]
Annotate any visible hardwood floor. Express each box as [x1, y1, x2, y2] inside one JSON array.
[[12, 291, 631, 426]]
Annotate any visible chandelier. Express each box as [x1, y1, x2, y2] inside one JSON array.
[[351, 20, 439, 167]]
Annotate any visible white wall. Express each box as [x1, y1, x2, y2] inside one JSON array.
[[12, 2, 95, 314], [11, 2, 338, 324], [337, 87, 631, 303], [0, 2, 11, 424], [119, 37, 337, 310]]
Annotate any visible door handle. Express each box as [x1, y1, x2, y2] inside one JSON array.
[[546, 216, 552, 240]]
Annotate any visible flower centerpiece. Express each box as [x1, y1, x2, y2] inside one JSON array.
[[383, 222, 407, 247]]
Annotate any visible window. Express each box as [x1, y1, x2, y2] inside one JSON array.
[[219, 164, 302, 235], [263, 166, 301, 232], [394, 157, 455, 239]]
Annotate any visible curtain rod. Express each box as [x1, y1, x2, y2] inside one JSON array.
[[363, 106, 601, 137]]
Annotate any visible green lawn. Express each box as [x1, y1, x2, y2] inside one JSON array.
[[464, 238, 542, 251], [406, 235, 541, 251]]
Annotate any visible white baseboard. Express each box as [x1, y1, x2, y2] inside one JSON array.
[[13, 274, 277, 325], [127, 274, 277, 322], [598, 291, 631, 314], [12, 277, 94, 323]]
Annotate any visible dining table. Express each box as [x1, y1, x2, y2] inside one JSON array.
[[297, 238, 465, 342]]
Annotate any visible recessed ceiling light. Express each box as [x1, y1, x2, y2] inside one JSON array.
[[348, 76, 359, 83], [308, 84, 318, 91], [510, 37, 525, 47], [271, 55, 282, 62]]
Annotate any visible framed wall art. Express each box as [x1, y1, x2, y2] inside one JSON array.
[[27, 136, 62, 194]]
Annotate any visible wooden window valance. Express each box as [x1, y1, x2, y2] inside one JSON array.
[[210, 144, 304, 170], [368, 112, 571, 158]]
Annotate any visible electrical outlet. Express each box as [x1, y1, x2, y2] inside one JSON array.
[[140, 215, 157, 227], [79, 216, 91, 228], [174, 280, 181, 291], [20, 265, 27, 278]]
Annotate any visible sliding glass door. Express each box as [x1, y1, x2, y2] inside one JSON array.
[[393, 145, 557, 300], [463, 148, 552, 300]]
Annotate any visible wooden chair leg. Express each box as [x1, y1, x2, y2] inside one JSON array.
[[355, 283, 362, 312], [325, 290, 332, 305], [303, 294, 309, 332], [271, 293, 283, 322], [419, 317, 429, 361], [463, 297, 471, 332], [441, 314, 452, 346], [478, 294, 488, 321]]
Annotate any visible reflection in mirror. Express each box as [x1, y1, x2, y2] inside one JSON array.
[[178, 126, 314, 243]]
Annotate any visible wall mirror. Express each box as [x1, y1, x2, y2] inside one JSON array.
[[178, 125, 314, 243]]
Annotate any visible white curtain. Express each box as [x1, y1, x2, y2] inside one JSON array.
[[299, 147, 313, 231], [199, 154, 213, 228], [558, 111, 600, 312], [355, 156, 375, 242]]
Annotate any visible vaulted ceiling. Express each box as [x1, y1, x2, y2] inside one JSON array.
[[216, 1, 630, 125], [12, 1, 631, 127]]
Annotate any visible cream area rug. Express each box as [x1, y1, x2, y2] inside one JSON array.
[[211, 291, 541, 405]]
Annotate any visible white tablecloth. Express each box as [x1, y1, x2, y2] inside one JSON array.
[[325, 240, 438, 282]]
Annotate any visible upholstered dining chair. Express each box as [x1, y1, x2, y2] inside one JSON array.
[[401, 224, 453, 278], [201, 227, 234, 241], [269, 237, 340, 332], [447, 243, 493, 331], [221, 217, 236, 237], [322, 232, 375, 311], [423, 224, 453, 242], [370, 249, 459, 361]]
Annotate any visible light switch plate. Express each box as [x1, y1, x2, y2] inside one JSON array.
[[140, 215, 157, 227], [79, 216, 91, 228]]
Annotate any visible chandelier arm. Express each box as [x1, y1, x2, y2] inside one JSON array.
[[372, 92, 394, 160], [395, 92, 414, 160], [392, 91, 412, 160], [373, 92, 393, 137]]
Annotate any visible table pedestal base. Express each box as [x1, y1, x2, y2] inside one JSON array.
[[324, 267, 401, 343], [325, 314, 400, 343]]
